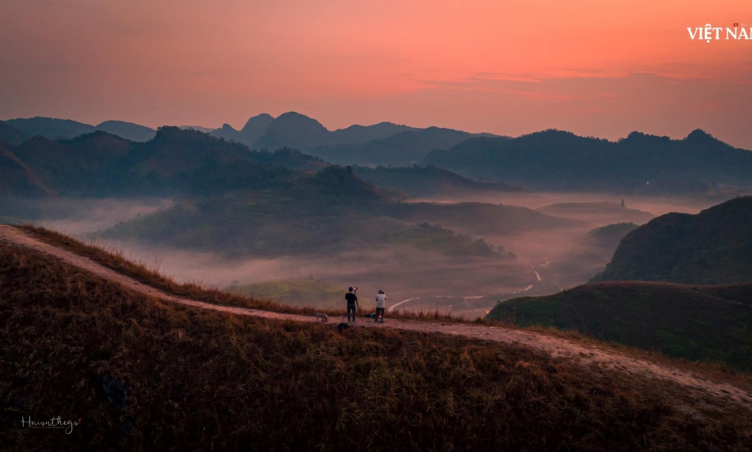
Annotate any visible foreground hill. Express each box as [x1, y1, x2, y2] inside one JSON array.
[[353, 165, 525, 198], [487, 281, 752, 370], [2, 228, 751, 450], [424, 129, 752, 194], [594, 197, 752, 284]]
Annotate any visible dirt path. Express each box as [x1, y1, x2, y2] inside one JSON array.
[[2, 224, 751, 410]]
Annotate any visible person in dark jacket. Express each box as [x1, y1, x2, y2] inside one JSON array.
[[345, 286, 359, 323]]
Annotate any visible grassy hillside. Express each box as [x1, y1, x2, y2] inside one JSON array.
[[2, 241, 751, 450], [487, 281, 752, 370], [594, 197, 752, 284]]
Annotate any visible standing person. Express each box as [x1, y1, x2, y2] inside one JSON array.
[[345, 286, 358, 323], [375, 290, 387, 323]]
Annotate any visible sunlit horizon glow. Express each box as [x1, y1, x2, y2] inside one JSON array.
[[1, 0, 751, 147]]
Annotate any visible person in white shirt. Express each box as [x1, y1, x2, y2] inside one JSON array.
[[375, 290, 387, 323]]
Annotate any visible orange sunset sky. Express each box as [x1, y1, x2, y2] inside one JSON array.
[[1, 0, 751, 147]]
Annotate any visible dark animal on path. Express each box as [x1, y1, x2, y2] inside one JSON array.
[[337, 322, 349, 332]]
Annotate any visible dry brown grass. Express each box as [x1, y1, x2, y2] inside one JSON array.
[[16, 224, 487, 324], [2, 241, 752, 451], [15, 224, 752, 392]]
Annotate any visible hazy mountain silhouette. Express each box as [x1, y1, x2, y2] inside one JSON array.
[[311, 127, 473, 166], [6, 113, 475, 166], [253, 112, 331, 150], [240, 113, 275, 142], [593, 197, 752, 284], [179, 125, 215, 133], [579, 222, 639, 250], [96, 120, 156, 142], [424, 129, 752, 194], [11, 132, 135, 195], [537, 202, 654, 225], [0, 120, 29, 145], [7, 117, 96, 140], [5, 127, 326, 196], [209, 113, 275, 146], [330, 122, 414, 144], [353, 165, 525, 197], [8, 117, 156, 142], [219, 112, 461, 160], [388, 201, 581, 237]]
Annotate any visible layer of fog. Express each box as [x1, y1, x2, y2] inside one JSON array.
[[5, 192, 725, 318], [2, 197, 174, 235]]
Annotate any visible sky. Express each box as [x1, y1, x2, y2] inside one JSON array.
[[1, 0, 751, 148]]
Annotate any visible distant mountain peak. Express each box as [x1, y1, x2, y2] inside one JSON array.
[[685, 129, 718, 145], [241, 113, 274, 130], [269, 112, 328, 133], [153, 125, 195, 141]]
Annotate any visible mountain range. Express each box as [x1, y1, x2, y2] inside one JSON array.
[[423, 129, 752, 194], [1, 127, 326, 197], [5, 113, 752, 196], [5, 117, 157, 142]]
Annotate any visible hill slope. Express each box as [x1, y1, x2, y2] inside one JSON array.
[[353, 165, 525, 197], [579, 222, 639, 250], [96, 120, 156, 142], [311, 127, 473, 166], [6, 127, 325, 196], [2, 225, 752, 450], [0, 143, 54, 197], [6, 117, 96, 140], [487, 281, 752, 370], [593, 197, 752, 284], [0, 120, 29, 145]]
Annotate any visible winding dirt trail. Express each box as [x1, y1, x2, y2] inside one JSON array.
[[2, 224, 751, 410]]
